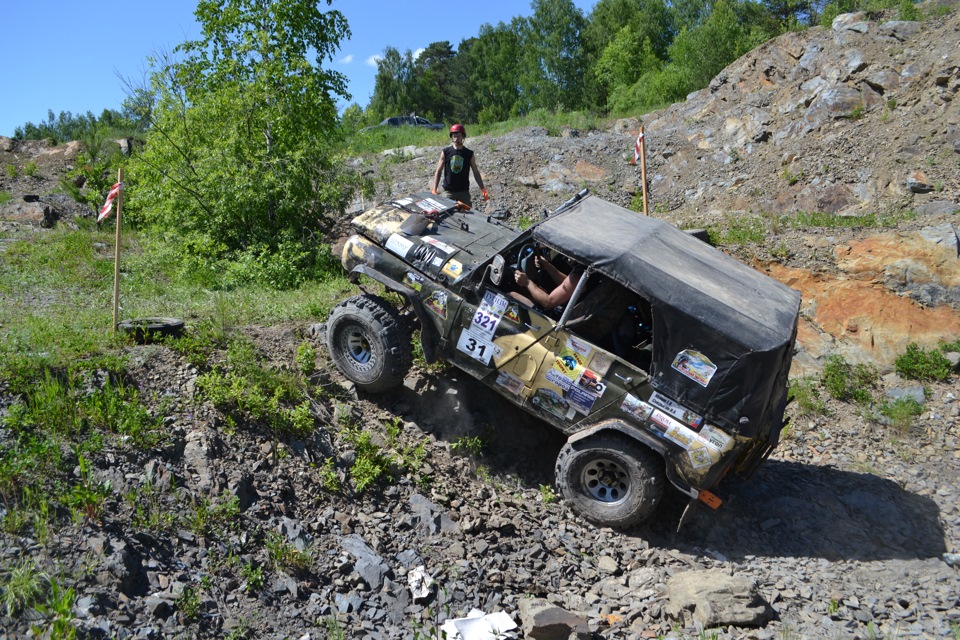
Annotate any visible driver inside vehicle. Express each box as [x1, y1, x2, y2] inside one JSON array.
[[511, 252, 583, 315]]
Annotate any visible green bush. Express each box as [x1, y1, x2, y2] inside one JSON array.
[[895, 342, 953, 381], [0, 191, 12, 205], [898, 0, 920, 20], [822, 354, 876, 404]]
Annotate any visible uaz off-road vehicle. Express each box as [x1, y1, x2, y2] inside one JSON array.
[[326, 191, 801, 528]]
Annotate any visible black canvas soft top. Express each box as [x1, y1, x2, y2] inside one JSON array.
[[533, 195, 801, 436]]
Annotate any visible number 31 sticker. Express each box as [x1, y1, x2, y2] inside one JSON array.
[[457, 329, 496, 365], [457, 291, 507, 365]]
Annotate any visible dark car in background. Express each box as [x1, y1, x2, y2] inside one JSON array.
[[361, 115, 444, 132]]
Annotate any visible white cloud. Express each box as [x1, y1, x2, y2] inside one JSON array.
[[366, 55, 381, 67], [413, 47, 425, 60], [339, 54, 354, 64]]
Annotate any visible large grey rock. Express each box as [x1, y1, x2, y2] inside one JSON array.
[[665, 569, 773, 628], [518, 598, 591, 640], [341, 534, 390, 589]]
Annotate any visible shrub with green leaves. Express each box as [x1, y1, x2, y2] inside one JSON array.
[[895, 342, 953, 381], [296, 341, 316, 376], [342, 426, 394, 493], [821, 354, 877, 404]]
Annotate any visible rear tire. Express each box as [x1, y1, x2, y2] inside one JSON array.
[[326, 294, 412, 393], [555, 432, 664, 528]]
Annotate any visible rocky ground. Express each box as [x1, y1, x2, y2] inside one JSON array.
[[1, 8, 959, 640]]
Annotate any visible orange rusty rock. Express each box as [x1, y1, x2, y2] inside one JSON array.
[[767, 262, 960, 365], [574, 161, 606, 182], [837, 231, 960, 286]]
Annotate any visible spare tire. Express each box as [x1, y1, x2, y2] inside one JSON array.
[[118, 317, 185, 343]]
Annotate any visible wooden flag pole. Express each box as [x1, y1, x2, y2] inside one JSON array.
[[112, 168, 124, 332], [639, 125, 649, 216]]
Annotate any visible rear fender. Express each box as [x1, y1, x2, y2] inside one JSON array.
[[567, 419, 699, 499]]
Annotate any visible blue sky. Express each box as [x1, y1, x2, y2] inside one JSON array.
[[0, 0, 596, 137]]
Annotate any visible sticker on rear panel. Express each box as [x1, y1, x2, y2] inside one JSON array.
[[576, 369, 606, 397], [688, 447, 714, 468], [620, 394, 654, 421], [671, 349, 717, 387], [649, 391, 703, 429], [588, 351, 614, 377], [651, 409, 699, 450], [386, 233, 414, 258], [495, 371, 524, 395], [532, 387, 575, 420], [565, 385, 598, 414], [698, 424, 731, 451]]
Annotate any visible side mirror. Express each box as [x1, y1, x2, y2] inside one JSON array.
[[489, 255, 505, 286]]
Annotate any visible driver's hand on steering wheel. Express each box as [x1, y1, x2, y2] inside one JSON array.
[[514, 270, 530, 288]]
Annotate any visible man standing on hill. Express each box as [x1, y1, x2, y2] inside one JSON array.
[[431, 123, 488, 207]]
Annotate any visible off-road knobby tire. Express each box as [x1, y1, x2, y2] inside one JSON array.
[[555, 432, 664, 528], [118, 317, 185, 343], [326, 294, 412, 393]]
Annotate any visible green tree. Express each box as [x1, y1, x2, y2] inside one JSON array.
[[368, 46, 413, 121], [132, 0, 352, 286], [411, 41, 457, 122], [466, 21, 524, 123], [516, 0, 588, 113], [582, 0, 675, 109], [446, 37, 477, 123]]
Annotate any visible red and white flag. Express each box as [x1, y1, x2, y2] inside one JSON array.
[[633, 130, 644, 165], [97, 182, 122, 223]]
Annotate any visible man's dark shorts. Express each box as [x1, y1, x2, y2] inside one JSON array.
[[444, 189, 472, 207]]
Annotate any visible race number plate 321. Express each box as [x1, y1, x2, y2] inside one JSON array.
[[456, 291, 507, 365]]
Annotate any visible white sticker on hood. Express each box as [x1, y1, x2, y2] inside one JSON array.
[[385, 233, 414, 258]]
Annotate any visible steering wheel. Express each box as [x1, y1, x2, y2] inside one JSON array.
[[513, 243, 535, 273]]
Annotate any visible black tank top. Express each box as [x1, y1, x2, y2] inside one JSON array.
[[442, 146, 473, 191]]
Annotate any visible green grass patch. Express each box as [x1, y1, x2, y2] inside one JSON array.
[[195, 335, 315, 438], [0, 190, 11, 205], [708, 215, 766, 245], [877, 397, 924, 431], [788, 377, 827, 417], [790, 209, 916, 229]]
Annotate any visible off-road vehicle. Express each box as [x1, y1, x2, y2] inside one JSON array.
[[326, 191, 801, 528]]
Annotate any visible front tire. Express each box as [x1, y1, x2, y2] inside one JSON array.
[[326, 294, 412, 393], [555, 432, 664, 528]]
